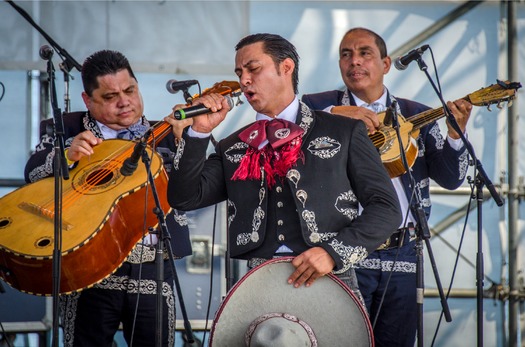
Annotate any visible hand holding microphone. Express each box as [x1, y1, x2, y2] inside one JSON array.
[[173, 95, 234, 120], [166, 93, 233, 134]]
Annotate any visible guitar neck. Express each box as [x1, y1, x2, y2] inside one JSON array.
[[409, 96, 469, 130], [148, 121, 173, 147]]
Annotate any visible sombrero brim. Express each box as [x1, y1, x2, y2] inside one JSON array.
[[209, 257, 373, 346]]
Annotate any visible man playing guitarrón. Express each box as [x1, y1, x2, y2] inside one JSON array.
[[24, 50, 191, 347]]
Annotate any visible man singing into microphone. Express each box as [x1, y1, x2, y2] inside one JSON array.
[[165, 32, 402, 310], [301, 27, 473, 347], [24, 49, 192, 347]]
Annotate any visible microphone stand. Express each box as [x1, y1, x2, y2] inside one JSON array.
[[126, 137, 195, 347], [413, 55, 503, 347], [41, 48, 70, 347], [7, 0, 82, 113], [387, 101, 452, 347]]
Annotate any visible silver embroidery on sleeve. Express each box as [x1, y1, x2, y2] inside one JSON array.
[[225, 142, 249, 163], [418, 136, 425, 158], [172, 138, 185, 170], [307, 137, 341, 159], [27, 134, 55, 182], [458, 150, 469, 180], [328, 239, 368, 274], [28, 150, 55, 182], [335, 190, 358, 220], [172, 209, 188, 226], [429, 123, 444, 150]]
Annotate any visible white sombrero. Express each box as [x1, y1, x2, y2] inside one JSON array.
[[209, 257, 373, 346]]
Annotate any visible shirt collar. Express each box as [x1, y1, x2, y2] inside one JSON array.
[[97, 121, 120, 139], [255, 96, 299, 123], [351, 87, 388, 108]]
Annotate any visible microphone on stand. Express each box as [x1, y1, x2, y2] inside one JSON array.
[[39, 45, 54, 61], [166, 79, 199, 94], [394, 44, 429, 71], [383, 101, 398, 127], [120, 129, 152, 176]]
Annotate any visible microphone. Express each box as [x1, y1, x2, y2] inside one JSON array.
[[120, 129, 152, 176], [383, 100, 398, 127], [39, 45, 54, 61], [394, 44, 429, 71], [166, 79, 199, 94], [173, 95, 234, 120]]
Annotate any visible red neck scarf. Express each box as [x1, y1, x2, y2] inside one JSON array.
[[232, 119, 304, 187]]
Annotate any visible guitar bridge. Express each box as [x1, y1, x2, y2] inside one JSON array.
[[18, 202, 74, 231]]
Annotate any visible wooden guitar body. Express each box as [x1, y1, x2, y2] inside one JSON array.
[[373, 111, 420, 178], [0, 139, 171, 295]]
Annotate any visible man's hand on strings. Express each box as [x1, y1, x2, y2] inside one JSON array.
[[66, 130, 103, 162], [446, 99, 472, 139]]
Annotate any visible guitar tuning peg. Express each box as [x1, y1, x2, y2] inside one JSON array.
[[497, 101, 503, 109]]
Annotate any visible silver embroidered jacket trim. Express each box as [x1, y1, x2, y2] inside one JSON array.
[[328, 239, 368, 274], [225, 142, 249, 163], [60, 274, 176, 347], [126, 244, 170, 264], [301, 210, 339, 244], [458, 149, 469, 180], [173, 137, 185, 170], [307, 136, 341, 159], [356, 258, 417, 273], [334, 190, 359, 220]]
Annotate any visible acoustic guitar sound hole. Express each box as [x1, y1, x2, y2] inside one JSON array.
[[36, 237, 52, 248], [86, 169, 114, 186], [0, 218, 11, 228]]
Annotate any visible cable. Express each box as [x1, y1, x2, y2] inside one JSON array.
[[430, 159, 475, 346], [0, 82, 5, 103], [200, 203, 219, 345]]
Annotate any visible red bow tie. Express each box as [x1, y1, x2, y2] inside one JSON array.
[[239, 119, 304, 149]]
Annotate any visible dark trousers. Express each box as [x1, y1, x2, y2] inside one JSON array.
[[61, 261, 175, 347], [355, 241, 417, 347]]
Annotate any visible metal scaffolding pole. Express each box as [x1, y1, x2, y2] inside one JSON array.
[[506, 1, 521, 346]]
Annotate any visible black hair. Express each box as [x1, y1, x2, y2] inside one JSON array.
[[81, 50, 137, 96], [236, 33, 300, 94], [343, 28, 388, 58]]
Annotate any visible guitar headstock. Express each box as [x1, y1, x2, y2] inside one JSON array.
[[467, 80, 522, 110], [196, 80, 244, 106]]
